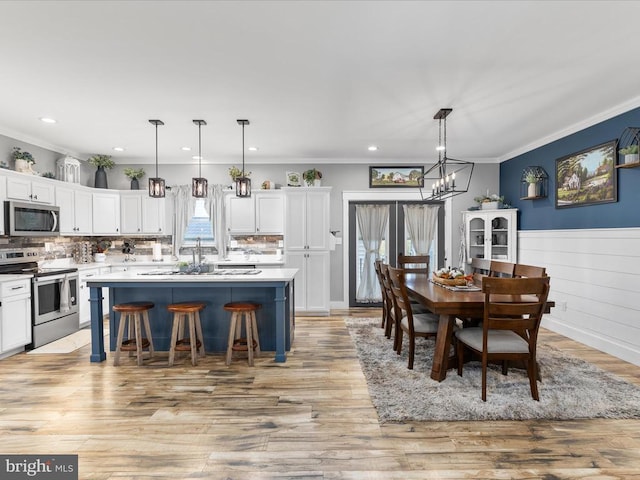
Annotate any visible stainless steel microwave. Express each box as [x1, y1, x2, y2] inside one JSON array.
[[4, 201, 60, 236]]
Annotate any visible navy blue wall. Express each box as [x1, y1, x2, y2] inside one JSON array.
[[500, 107, 640, 230]]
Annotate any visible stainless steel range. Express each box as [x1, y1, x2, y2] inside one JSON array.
[[0, 249, 79, 348]]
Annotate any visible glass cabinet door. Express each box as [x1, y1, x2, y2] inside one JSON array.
[[490, 215, 510, 260], [468, 215, 486, 260]]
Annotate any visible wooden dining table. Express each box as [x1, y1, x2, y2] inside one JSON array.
[[403, 273, 554, 382]]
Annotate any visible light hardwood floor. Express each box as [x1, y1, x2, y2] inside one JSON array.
[[1, 308, 640, 479]]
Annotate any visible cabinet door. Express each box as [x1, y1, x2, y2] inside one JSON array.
[[6, 177, 31, 202], [285, 191, 307, 250], [142, 196, 166, 234], [226, 195, 256, 233], [79, 268, 100, 327], [305, 191, 329, 250], [285, 251, 307, 310], [30, 180, 55, 204], [120, 195, 142, 234], [92, 192, 120, 234], [256, 194, 284, 233], [1, 293, 31, 351], [74, 190, 93, 234], [305, 251, 330, 312], [56, 187, 76, 234]]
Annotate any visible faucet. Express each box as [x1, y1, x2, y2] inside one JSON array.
[[196, 237, 202, 265]]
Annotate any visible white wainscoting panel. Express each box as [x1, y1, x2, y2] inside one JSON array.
[[519, 228, 640, 366]]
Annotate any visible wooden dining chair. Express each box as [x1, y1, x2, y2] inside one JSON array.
[[514, 263, 546, 278], [397, 254, 430, 274], [489, 260, 515, 278], [387, 266, 440, 369], [455, 276, 550, 401], [470, 257, 491, 285], [374, 260, 389, 331], [379, 263, 398, 342]]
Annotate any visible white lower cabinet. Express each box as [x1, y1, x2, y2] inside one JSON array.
[[0, 278, 32, 357], [286, 251, 330, 315], [79, 267, 110, 327]]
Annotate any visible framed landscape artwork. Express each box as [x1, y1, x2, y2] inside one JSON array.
[[369, 166, 424, 188], [555, 140, 617, 208]]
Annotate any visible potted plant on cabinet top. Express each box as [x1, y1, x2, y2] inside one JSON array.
[[124, 167, 145, 190], [474, 193, 505, 210], [88, 154, 115, 189], [11, 147, 36, 174], [619, 145, 639, 165], [303, 168, 322, 186]]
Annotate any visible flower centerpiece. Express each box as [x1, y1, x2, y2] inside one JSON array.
[[88, 154, 115, 189], [432, 267, 471, 286], [474, 192, 505, 210], [124, 167, 145, 190]]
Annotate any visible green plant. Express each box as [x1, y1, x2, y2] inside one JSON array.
[[525, 172, 539, 184], [619, 145, 639, 155], [303, 168, 322, 184], [474, 193, 504, 204], [95, 240, 111, 253], [228, 165, 251, 180], [41, 172, 55, 179], [11, 147, 35, 164], [88, 154, 115, 169], [124, 167, 145, 180]]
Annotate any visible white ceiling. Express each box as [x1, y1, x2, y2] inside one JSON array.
[[1, 1, 639, 167]]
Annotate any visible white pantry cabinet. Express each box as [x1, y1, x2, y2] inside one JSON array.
[[283, 187, 331, 315], [0, 277, 32, 357], [463, 208, 518, 265], [56, 185, 93, 235]]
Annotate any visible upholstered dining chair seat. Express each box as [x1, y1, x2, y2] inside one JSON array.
[[455, 328, 529, 354], [400, 313, 439, 334]]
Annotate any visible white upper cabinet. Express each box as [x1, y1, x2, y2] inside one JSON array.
[[141, 195, 166, 234], [120, 192, 167, 235], [56, 185, 93, 235], [285, 188, 330, 251], [120, 193, 142, 234], [6, 175, 55, 204], [92, 191, 120, 234], [225, 192, 284, 234]]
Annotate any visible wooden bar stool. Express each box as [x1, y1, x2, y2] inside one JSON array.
[[113, 302, 155, 366], [167, 302, 206, 366], [224, 302, 261, 366]]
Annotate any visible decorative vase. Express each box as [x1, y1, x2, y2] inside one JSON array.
[[15, 158, 30, 173], [527, 182, 537, 197], [313, 179, 322, 187], [130, 178, 140, 190], [94, 253, 106, 263], [481, 201, 502, 210], [625, 153, 639, 164], [94, 166, 108, 189]]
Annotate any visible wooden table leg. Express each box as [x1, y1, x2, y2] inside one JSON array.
[[430, 314, 456, 382]]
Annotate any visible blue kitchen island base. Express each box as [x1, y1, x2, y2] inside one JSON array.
[[88, 270, 296, 363]]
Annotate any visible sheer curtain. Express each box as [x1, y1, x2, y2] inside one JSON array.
[[403, 204, 439, 255], [356, 204, 389, 302], [170, 184, 226, 259]]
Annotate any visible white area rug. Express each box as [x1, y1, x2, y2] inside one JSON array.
[[345, 317, 640, 422], [27, 328, 109, 354]]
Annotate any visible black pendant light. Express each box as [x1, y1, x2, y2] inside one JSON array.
[[192, 119, 208, 198], [148, 119, 165, 198], [236, 119, 251, 197]]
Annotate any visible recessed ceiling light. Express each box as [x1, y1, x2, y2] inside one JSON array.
[[368, 145, 378, 151], [181, 146, 191, 151], [248, 146, 258, 152], [113, 147, 125, 152], [192, 155, 202, 160], [39, 117, 56, 124], [436, 145, 445, 151]]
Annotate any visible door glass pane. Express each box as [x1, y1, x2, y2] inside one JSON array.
[[354, 218, 388, 303]]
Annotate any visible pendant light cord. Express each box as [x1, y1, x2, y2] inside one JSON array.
[[198, 122, 202, 178], [241, 122, 245, 177], [155, 123, 159, 178]]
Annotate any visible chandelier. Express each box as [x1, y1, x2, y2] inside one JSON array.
[[420, 108, 474, 200]]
